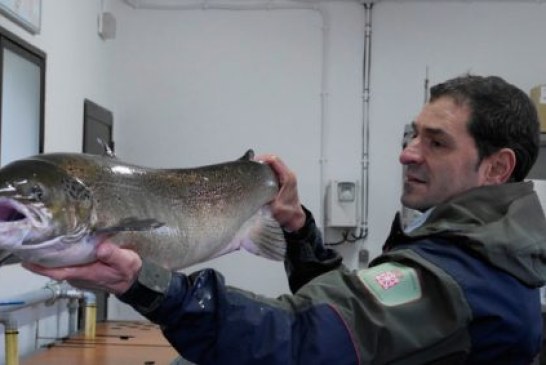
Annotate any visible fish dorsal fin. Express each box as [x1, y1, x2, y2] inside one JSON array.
[[239, 149, 255, 161], [97, 138, 116, 158]]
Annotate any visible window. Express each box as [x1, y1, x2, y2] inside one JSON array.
[[0, 25, 45, 166]]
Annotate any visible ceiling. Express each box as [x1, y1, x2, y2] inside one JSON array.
[[123, 0, 546, 9]]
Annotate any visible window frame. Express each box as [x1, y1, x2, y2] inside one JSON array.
[[0, 24, 46, 164]]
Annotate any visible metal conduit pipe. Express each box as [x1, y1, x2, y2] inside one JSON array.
[[59, 285, 97, 338], [67, 298, 79, 335], [0, 281, 97, 365], [358, 1, 373, 241]]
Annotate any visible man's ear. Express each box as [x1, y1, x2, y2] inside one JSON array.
[[482, 148, 516, 184]]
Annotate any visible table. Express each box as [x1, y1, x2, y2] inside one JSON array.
[[20, 321, 180, 365]]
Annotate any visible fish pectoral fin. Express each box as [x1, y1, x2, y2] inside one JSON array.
[[93, 217, 164, 234], [240, 207, 286, 261]]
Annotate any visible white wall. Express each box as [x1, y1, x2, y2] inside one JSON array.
[[0, 1, 114, 362], [1, 0, 546, 360]]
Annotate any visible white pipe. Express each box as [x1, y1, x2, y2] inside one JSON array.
[[123, 0, 546, 9], [0, 281, 96, 314], [358, 2, 372, 239], [67, 298, 79, 334], [374, 0, 546, 2], [124, 0, 364, 6], [0, 281, 92, 330], [124, 0, 325, 11], [0, 283, 58, 313], [0, 313, 17, 331], [318, 7, 330, 234]]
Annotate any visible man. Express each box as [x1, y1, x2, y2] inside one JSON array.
[[25, 75, 546, 364]]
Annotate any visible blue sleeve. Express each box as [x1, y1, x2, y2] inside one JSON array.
[[143, 268, 358, 365]]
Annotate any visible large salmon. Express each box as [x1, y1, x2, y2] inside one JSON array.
[[0, 150, 285, 269]]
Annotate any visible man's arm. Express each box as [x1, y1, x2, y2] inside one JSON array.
[[22, 243, 355, 364], [256, 154, 342, 292], [24, 241, 470, 365], [283, 205, 342, 292], [120, 262, 358, 365]]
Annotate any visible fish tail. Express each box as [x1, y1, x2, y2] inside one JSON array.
[[241, 207, 286, 260]]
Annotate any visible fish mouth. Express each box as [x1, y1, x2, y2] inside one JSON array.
[[0, 198, 47, 226], [0, 202, 27, 222], [0, 198, 50, 248]]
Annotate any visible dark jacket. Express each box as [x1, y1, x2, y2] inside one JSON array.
[[119, 182, 546, 364]]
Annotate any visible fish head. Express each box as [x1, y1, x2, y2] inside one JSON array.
[[0, 158, 96, 266]]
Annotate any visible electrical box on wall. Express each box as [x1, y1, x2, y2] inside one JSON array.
[[326, 180, 360, 227], [98, 12, 117, 40]]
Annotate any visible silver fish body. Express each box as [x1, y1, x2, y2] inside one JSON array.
[[0, 150, 285, 269]]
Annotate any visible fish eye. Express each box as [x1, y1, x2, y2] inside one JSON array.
[[16, 181, 46, 202], [30, 185, 45, 201]]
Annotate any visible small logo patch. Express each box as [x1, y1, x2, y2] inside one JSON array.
[[375, 270, 402, 290], [357, 262, 422, 307]]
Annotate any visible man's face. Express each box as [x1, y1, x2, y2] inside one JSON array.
[[400, 96, 491, 211]]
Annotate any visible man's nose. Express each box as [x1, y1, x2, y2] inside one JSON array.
[[399, 138, 423, 165]]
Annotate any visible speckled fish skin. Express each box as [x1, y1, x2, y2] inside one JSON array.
[[0, 150, 285, 269]]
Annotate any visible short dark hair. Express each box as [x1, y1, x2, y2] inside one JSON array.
[[429, 74, 540, 182]]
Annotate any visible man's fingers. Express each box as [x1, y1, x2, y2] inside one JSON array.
[[20, 242, 142, 295], [254, 154, 292, 186], [96, 242, 141, 274], [96, 241, 118, 263], [22, 262, 73, 281], [253, 153, 275, 163]]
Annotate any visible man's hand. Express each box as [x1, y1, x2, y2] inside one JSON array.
[[256, 154, 306, 232], [23, 241, 142, 296]]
